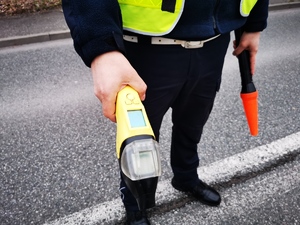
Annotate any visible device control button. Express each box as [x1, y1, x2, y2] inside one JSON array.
[[125, 99, 132, 105], [126, 93, 135, 101], [133, 99, 140, 104]]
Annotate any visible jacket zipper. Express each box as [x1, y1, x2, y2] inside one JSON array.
[[213, 0, 220, 33]]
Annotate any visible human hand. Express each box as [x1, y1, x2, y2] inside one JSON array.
[[232, 31, 261, 75], [91, 51, 147, 122]]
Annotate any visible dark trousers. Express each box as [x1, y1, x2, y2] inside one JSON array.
[[120, 33, 231, 211]]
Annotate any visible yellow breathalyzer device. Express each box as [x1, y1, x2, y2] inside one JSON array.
[[116, 85, 161, 180], [116, 86, 161, 210]]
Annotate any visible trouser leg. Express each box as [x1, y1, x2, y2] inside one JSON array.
[[170, 34, 230, 187], [119, 33, 230, 209], [119, 41, 187, 211]]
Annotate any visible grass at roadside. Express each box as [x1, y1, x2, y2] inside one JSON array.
[[0, 0, 61, 16]]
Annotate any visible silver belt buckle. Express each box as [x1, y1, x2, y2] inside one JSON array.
[[181, 41, 204, 49]]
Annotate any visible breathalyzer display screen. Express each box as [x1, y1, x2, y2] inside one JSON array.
[[137, 151, 155, 176], [120, 139, 161, 180], [128, 110, 146, 128]]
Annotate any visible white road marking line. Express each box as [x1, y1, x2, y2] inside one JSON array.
[[45, 132, 300, 225]]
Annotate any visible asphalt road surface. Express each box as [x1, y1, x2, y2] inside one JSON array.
[[1, 7, 300, 225]]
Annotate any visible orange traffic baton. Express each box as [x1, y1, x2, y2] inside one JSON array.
[[234, 28, 259, 136]]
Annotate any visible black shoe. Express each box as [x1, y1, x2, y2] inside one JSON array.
[[125, 210, 151, 225], [171, 178, 221, 206]]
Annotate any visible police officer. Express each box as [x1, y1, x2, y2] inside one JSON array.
[[62, 0, 269, 224]]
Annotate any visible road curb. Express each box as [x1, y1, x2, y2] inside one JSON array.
[[45, 132, 300, 225], [269, 2, 300, 11], [0, 30, 70, 48], [0, 3, 299, 49]]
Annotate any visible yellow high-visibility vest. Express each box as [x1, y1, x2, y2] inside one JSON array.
[[118, 0, 185, 36], [240, 0, 258, 17], [118, 0, 258, 35]]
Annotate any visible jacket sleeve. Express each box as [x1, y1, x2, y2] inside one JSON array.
[[243, 0, 269, 32], [62, 0, 125, 67]]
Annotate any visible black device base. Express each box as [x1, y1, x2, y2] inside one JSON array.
[[119, 135, 159, 210], [121, 172, 158, 210]]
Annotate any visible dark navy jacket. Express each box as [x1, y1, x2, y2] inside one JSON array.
[[62, 0, 269, 67]]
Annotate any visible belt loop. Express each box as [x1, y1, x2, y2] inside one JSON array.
[[137, 35, 152, 45]]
